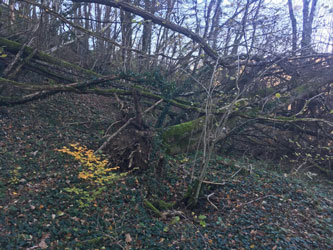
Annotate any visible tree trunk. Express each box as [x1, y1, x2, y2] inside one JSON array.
[[288, 0, 298, 55], [301, 0, 318, 55], [120, 0, 133, 72]]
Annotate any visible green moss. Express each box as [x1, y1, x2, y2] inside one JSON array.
[[88, 88, 131, 96], [152, 200, 175, 210], [162, 116, 205, 142], [161, 116, 205, 154], [182, 179, 203, 208], [169, 99, 203, 112], [293, 84, 308, 96], [0, 37, 99, 78], [144, 199, 162, 217], [253, 87, 275, 97]]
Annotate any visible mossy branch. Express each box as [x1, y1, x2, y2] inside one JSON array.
[[144, 199, 162, 217], [258, 115, 333, 127], [0, 37, 100, 78]]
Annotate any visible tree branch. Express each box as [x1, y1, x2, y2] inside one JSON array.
[[72, 0, 219, 61]]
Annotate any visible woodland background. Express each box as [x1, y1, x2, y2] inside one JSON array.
[[0, 0, 332, 249]]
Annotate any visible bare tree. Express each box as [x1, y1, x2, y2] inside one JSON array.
[[301, 0, 318, 55], [288, 0, 298, 55]]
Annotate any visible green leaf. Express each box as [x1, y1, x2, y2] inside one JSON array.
[[275, 93, 281, 98], [57, 211, 65, 216], [170, 216, 180, 225], [198, 215, 207, 220], [216, 217, 223, 225], [180, 157, 189, 163]]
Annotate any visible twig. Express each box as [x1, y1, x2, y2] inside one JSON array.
[[102, 233, 126, 250], [103, 120, 122, 137], [292, 160, 307, 174], [114, 93, 124, 111], [230, 165, 243, 179], [206, 192, 218, 210], [238, 195, 275, 208], [202, 180, 226, 186], [65, 119, 113, 126], [3, 25, 39, 77], [127, 149, 136, 169], [295, 93, 324, 117]]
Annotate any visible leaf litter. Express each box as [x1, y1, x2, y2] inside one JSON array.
[[0, 93, 332, 249]]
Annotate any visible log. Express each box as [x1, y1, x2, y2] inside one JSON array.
[[0, 37, 99, 78], [161, 116, 205, 154]]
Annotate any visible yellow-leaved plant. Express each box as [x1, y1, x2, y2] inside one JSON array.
[[56, 143, 125, 208]]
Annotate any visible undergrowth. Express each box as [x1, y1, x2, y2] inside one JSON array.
[[55, 143, 125, 209], [0, 94, 332, 249]]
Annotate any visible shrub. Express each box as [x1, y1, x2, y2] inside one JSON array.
[[56, 143, 125, 208]]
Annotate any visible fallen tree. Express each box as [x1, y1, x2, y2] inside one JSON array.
[[1, 0, 332, 209], [1, 36, 332, 175]]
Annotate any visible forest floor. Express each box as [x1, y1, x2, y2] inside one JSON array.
[[0, 94, 332, 249]]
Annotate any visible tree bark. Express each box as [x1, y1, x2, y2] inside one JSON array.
[[288, 0, 298, 55], [301, 0, 318, 55]]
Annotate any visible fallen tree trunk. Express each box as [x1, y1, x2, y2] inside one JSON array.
[[161, 116, 206, 154], [0, 37, 99, 79]]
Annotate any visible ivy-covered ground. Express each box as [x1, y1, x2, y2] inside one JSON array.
[[0, 94, 332, 249]]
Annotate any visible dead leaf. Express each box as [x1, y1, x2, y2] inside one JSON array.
[[125, 233, 132, 243], [71, 216, 80, 222], [27, 233, 50, 250], [38, 240, 48, 249]]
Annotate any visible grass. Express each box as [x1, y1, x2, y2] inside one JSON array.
[[0, 94, 332, 249]]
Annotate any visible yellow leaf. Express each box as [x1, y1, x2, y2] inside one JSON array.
[[78, 172, 92, 179], [250, 244, 255, 248], [57, 211, 65, 216], [275, 93, 281, 98]]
